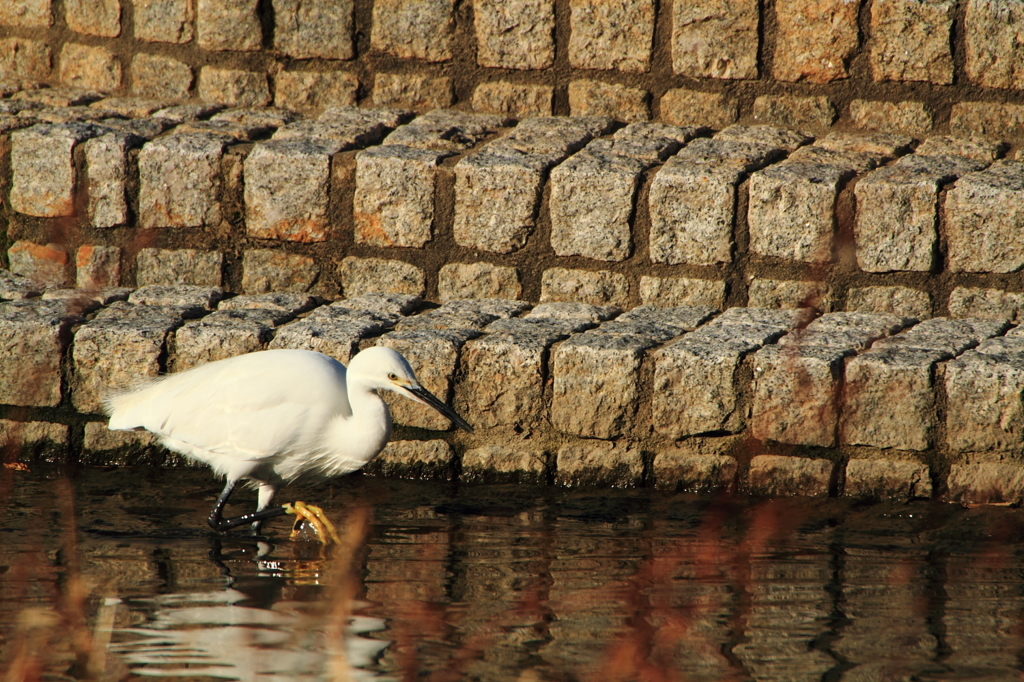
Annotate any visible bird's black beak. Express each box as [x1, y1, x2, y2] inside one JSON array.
[[407, 385, 474, 432]]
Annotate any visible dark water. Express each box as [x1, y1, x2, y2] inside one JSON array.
[[4, 466, 1024, 681]]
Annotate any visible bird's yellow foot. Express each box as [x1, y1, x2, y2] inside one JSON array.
[[283, 501, 342, 544]]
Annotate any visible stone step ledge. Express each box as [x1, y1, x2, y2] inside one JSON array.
[[3, 286, 1024, 502]]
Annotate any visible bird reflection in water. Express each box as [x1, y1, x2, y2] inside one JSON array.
[[109, 506, 390, 680]]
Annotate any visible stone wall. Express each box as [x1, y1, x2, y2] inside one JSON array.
[[3, 0, 1024, 500], [3, 0, 1024, 136]]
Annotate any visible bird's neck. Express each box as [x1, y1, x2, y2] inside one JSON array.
[[328, 379, 392, 465]]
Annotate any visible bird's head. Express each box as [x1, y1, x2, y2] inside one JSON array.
[[351, 346, 474, 432]]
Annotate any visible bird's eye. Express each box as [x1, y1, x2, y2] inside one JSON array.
[[388, 372, 399, 381]]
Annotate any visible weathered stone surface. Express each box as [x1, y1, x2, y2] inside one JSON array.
[[0, 38, 51, 81], [873, 316, 1007, 355], [197, 68, 270, 108], [568, 0, 653, 73], [58, 43, 121, 91], [747, 278, 831, 311], [152, 103, 223, 124], [608, 303, 716, 334], [849, 99, 933, 135], [649, 158, 745, 266], [138, 133, 225, 229], [128, 285, 223, 311], [172, 308, 285, 371], [218, 292, 319, 314], [815, 130, 914, 157], [945, 351, 1024, 453], [267, 310, 381, 363], [841, 347, 947, 451], [649, 131, 802, 266], [869, 0, 954, 84], [0, 270, 41, 301], [453, 147, 552, 254], [241, 250, 318, 294], [274, 71, 358, 113], [244, 138, 339, 243], [364, 440, 453, 481], [846, 286, 932, 319], [540, 268, 629, 308], [0, 0, 52, 27], [915, 135, 1004, 163], [780, 311, 909, 350], [567, 80, 649, 122], [462, 445, 547, 484], [752, 95, 835, 129], [354, 145, 442, 248], [854, 154, 985, 272], [474, 0, 553, 69], [384, 108, 507, 154], [660, 88, 738, 129], [76, 245, 121, 289], [950, 102, 1024, 140], [555, 441, 643, 487], [10, 122, 103, 218], [8, 241, 69, 288], [339, 292, 421, 320], [84, 131, 137, 228], [525, 302, 619, 323], [652, 307, 800, 439], [338, 257, 425, 299], [0, 299, 85, 406], [196, 0, 260, 51], [747, 455, 833, 496], [377, 329, 473, 430], [774, 0, 860, 83], [751, 344, 848, 446], [946, 161, 1024, 274], [65, 0, 120, 36], [671, 0, 758, 79], [947, 287, 1024, 322], [372, 0, 455, 62], [456, 317, 581, 431], [82, 421, 161, 465], [549, 150, 644, 261], [371, 72, 452, 110], [472, 82, 553, 118], [748, 162, 850, 263], [273, 0, 353, 59], [136, 248, 222, 287], [438, 263, 521, 302], [134, 0, 193, 42], [43, 288, 130, 306], [552, 332, 659, 438], [653, 342, 747, 438], [845, 458, 932, 500], [272, 107, 406, 148], [0, 419, 69, 462], [492, 115, 613, 156], [964, 0, 1024, 90], [711, 124, 804, 154], [72, 302, 186, 413], [653, 447, 738, 492], [131, 53, 192, 100], [946, 462, 1024, 505], [640, 276, 726, 308]]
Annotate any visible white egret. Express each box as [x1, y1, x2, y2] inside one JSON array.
[[105, 347, 472, 543]]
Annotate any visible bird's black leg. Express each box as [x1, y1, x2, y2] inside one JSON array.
[[207, 478, 291, 533], [207, 479, 237, 531]]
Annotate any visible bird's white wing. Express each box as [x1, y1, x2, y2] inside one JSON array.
[[107, 350, 351, 462]]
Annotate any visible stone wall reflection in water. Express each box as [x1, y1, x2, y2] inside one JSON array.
[[3, 468, 1024, 680]]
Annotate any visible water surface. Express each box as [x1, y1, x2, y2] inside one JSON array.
[[3, 466, 1024, 681]]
